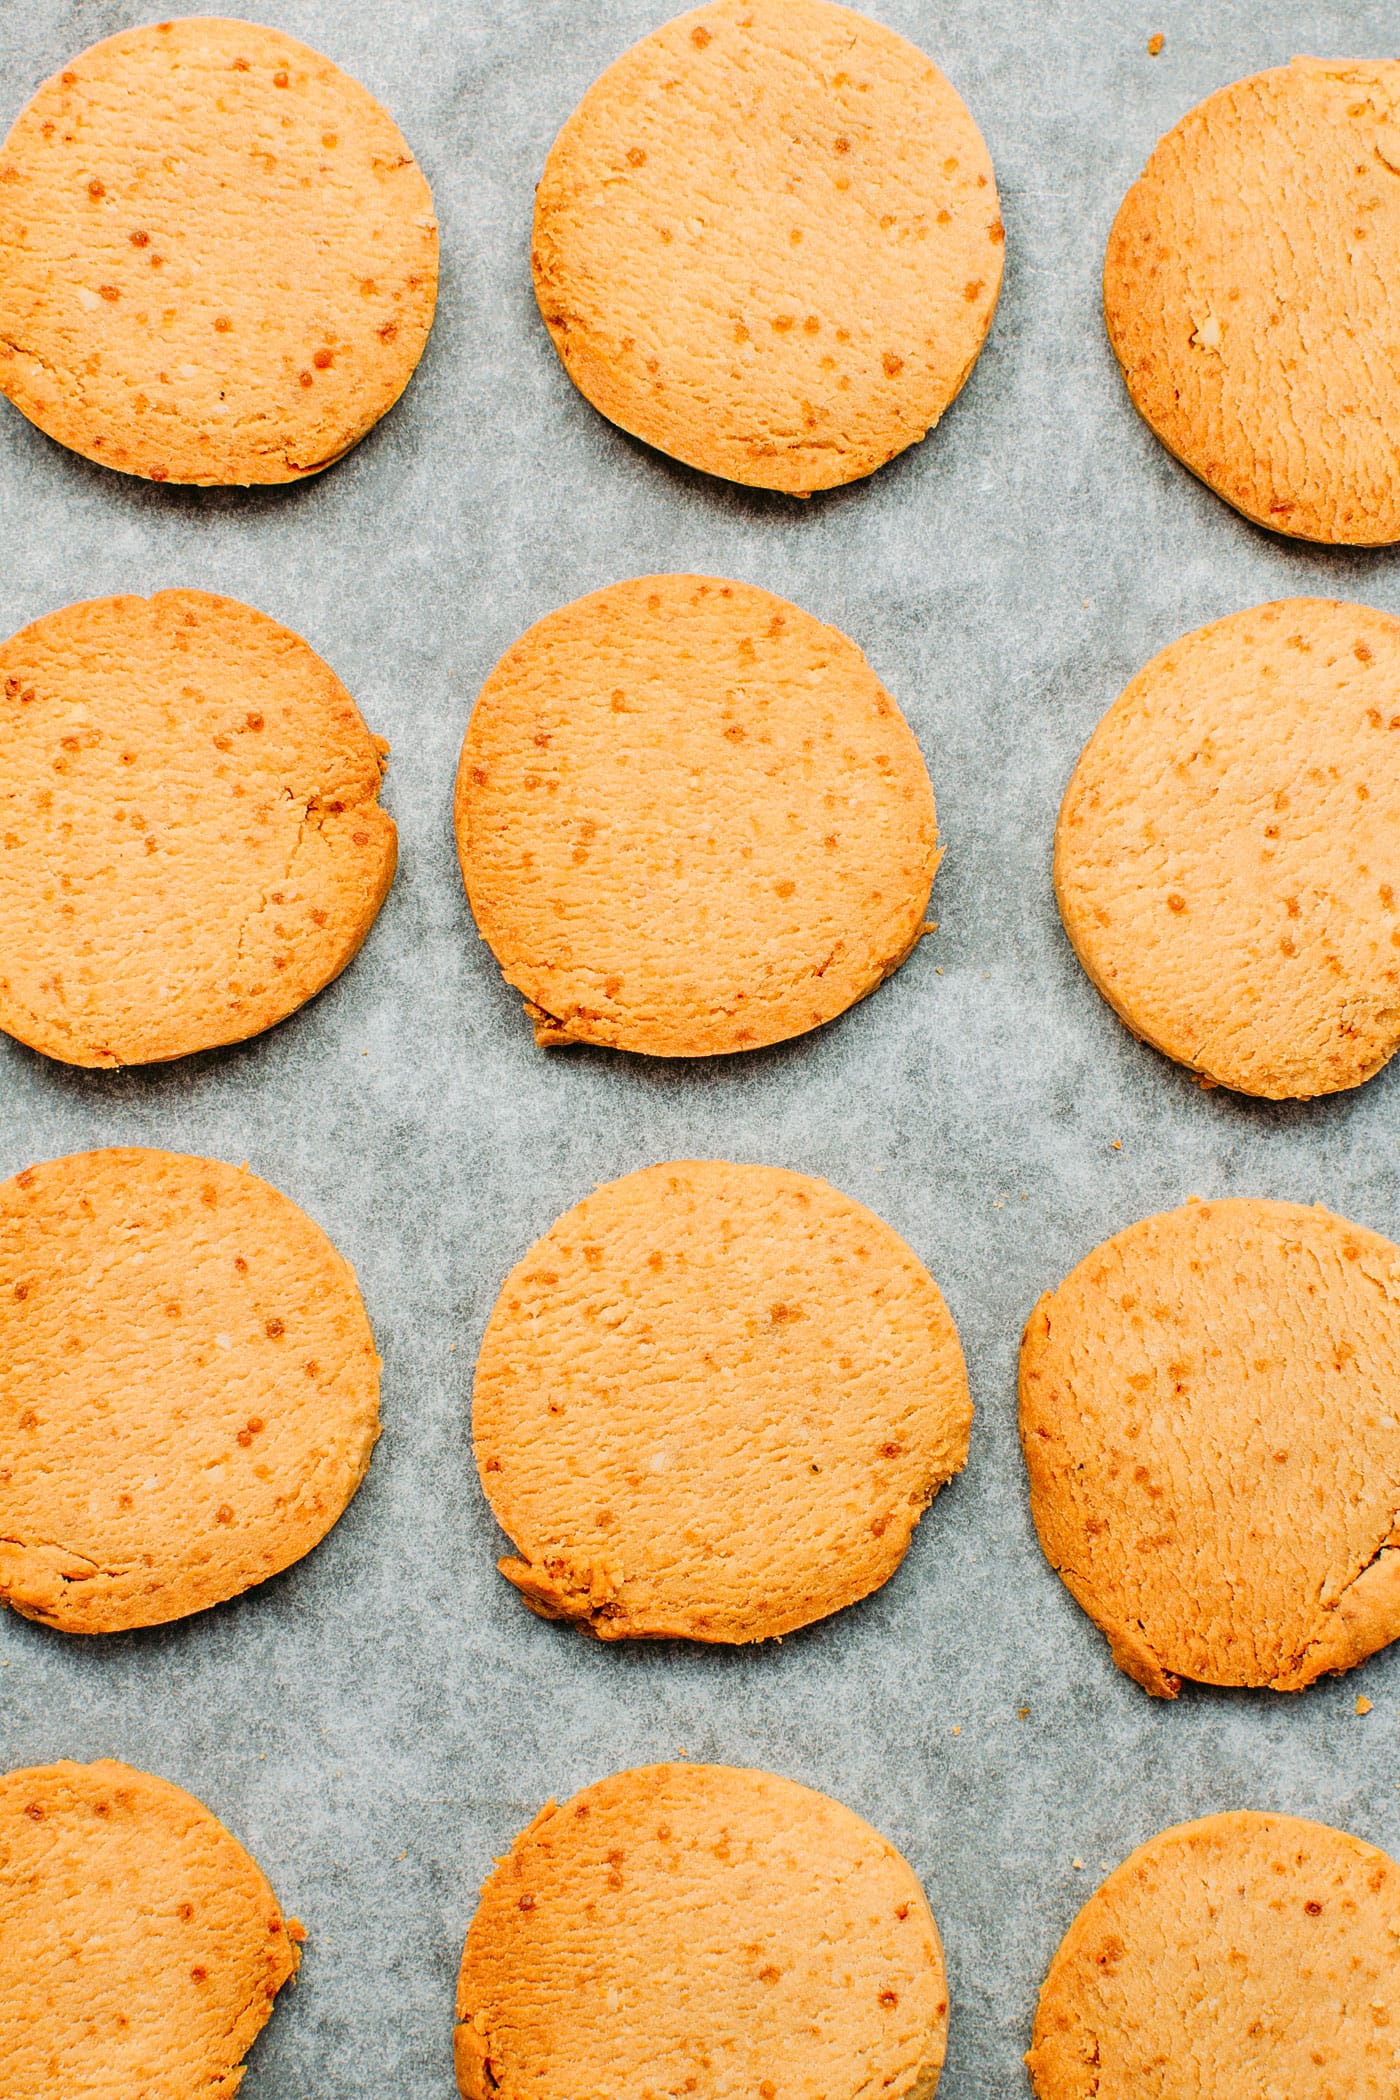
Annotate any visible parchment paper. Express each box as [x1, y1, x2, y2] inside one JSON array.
[[1, 2, 1398, 2091]]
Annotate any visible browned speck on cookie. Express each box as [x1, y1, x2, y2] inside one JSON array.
[[454, 1764, 949, 2100]]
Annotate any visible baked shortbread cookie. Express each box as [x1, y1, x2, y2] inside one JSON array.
[[1020, 1197, 1400, 1697], [456, 575, 939, 1056], [1104, 59, 1400, 544], [533, 0, 1002, 493], [474, 1159, 971, 1641], [0, 589, 396, 1067], [1056, 599, 1400, 1100], [1027, 1812, 1400, 2099], [455, 1764, 949, 2100], [0, 1147, 381, 1633], [0, 1759, 302, 2098], [0, 17, 437, 484]]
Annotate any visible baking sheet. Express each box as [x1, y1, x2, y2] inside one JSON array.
[[2, 0, 1399, 2090]]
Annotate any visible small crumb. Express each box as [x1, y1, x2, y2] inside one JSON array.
[[361, 1048, 368, 1056], [1020, 1192, 1029, 1201], [449, 1342, 457, 1353], [934, 965, 944, 975], [1017, 1705, 1030, 1720], [1072, 1857, 1085, 1871], [1100, 1861, 1111, 1871], [1357, 1695, 1373, 1715], [1147, 32, 1164, 56], [1112, 1139, 1123, 1151], [950, 1724, 961, 1736], [396, 1851, 408, 1862]]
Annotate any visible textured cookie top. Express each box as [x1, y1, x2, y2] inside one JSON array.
[[0, 1147, 381, 1634], [1020, 1197, 1400, 1697], [474, 1160, 970, 1642], [1055, 599, 1400, 1101], [0, 589, 396, 1067], [0, 1759, 301, 2100], [456, 575, 939, 1057], [1028, 1811, 1400, 2099], [533, 0, 1002, 493], [1104, 58, 1400, 544], [0, 17, 437, 484], [455, 1763, 948, 2100]]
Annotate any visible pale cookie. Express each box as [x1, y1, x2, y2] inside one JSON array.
[[0, 1758, 302, 2099], [1104, 59, 1400, 544], [0, 17, 437, 484], [533, 0, 1002, 493], [1056, 599, 1400, 1101], [455, 1763, 948, 2100], [474, 1159, 970, 1642], [1027, 1811, 1400, 2099], [0, 1147, 380, 1633], [1020, 1197, 1400, 1698], [0, 589, 396, 1067], [456, 575, 939, 1057]]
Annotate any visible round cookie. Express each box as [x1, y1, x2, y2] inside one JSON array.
[[1027, 1811, 1400, 2098], [0, 589, 396, 1067], [0, 18, 437, 484], [0, 1758, 302, 2098], [533, 0, 1002, 494], [455, 575, 940, 1057], [1104, 59, 1400, 544], [1055, 599, 1400, 1101], [455, 1763, 949, 2100], [473, 1159, 971, 1641], [0, 1147, 381, 1633], [1020, 1197, 1400, 1698]]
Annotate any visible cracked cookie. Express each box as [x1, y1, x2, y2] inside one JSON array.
[[1027, 1811, 1400, 2098], [0, 1146, 381, 1633], [454, 574, 939, 1057], [1055, 598, 1400, 1101], [1020, 1196, 1400, 1697], [532, 0, 1002, 494], [455, 1763, 948, 2100], [1104, 58, 1400, 544], [0, 17, 437, 485], [0, 589, 396, 1067], [473, 1159, 970, 1642], [0, 1758, 303, 2097]]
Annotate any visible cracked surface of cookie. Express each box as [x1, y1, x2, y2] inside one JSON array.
[[533, 0, 1002, 493], [0, 17, 437, 484], [455, 1763, 948, 2100], [474, 1159, 970, 1642], [0, 1147, 381, 1633], [1027, 1811, 1400, 2099], [455, 574, 939, 1057], [1055, 599, 1400, 1101], [0, 589, 396, 1067], [0, 1758, 302, 2098], [1104, 58, 1400, 544], [1020, 1197, 1400, 1697]]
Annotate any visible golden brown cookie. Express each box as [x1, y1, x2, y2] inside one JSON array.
[[0, 1758, 302, 2098], [0, 589, 396, 1067], [0, 1147, 380, 1633], [474, 1159, 970, 1641], [455, 575, 939, 1057], [1027, 1811, 1400, 2099], [1104, 59, 1400, 544], [1020, 1197, 1400, 1698], [0, 18, 437, 484], [455, 1763, 948, 2100], [533, 0, 1002, 494], [1055, 599, 1400, 1101]]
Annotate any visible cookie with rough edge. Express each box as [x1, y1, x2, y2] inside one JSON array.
[[1020, 1196, 1400, 1698], [0, 17, 437, 484], [473, 1159, 971, 1642], [0, 1147, 381, 1633], [1055, 599, 1400, 1101], [455, 574, 940, 1057], [0, 589, 396, 1068], [1027, 1811, 1400, 2098], [533, 0, 1002, 494], [455, 1763, 949, 2100], [0, 1758, 303, 2099], [1104, 58, 1400, 544]]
